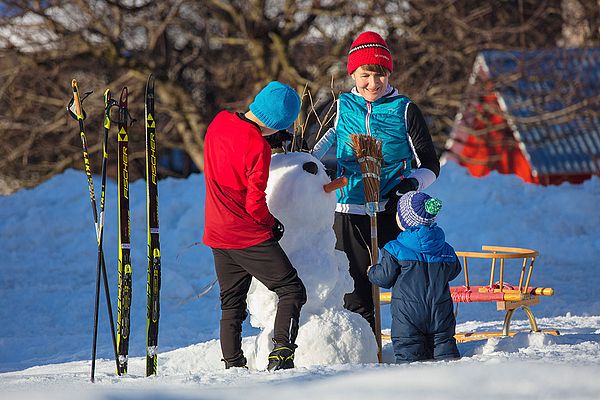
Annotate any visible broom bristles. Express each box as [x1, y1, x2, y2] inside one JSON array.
[[350, 134, 383, 203]]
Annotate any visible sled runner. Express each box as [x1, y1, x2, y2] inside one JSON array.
[[380, 245, 559, 342]]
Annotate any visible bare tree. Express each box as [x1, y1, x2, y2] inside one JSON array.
[[0, 0, 392, 191], [1, 0, 594, 193], [1, 1, 215, 188], [376, 0, 566, 150]]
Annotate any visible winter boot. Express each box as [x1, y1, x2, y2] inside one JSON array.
[[267, 341, 296, 371], [222, 354, 247, 369]]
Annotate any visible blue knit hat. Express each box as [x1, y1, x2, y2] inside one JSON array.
[[397, 191, 442, 228], [249, 81, 301, 130]]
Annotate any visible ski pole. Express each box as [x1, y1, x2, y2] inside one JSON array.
[[68, 80, 119, 382], [99, 89, 121, 377]]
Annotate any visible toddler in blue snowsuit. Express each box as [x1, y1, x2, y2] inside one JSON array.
[[368, 191, 461, 363]]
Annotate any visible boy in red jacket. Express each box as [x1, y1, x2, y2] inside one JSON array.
[[203, 81, 307, 371]]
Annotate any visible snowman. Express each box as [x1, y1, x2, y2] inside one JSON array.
[[244, 151, 378, 369]]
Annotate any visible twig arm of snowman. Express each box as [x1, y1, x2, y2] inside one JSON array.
[[245, 136, 276, 227], [368, 248, 401, 290], [312, 97, 340, 159]]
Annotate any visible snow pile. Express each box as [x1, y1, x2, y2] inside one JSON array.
[[246, 152, 376, 369]]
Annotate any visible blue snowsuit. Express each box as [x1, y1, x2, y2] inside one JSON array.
[[368, 224, 461, 363]]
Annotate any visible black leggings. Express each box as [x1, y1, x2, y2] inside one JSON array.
[[212, 239, 306, 362], [333, 212, 400, 332]]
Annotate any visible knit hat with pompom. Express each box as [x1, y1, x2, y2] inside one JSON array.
[[397, 191, 442, 228]]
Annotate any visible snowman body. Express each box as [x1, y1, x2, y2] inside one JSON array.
[[245, 152, 377, 369]]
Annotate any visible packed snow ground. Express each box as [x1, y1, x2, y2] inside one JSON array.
[[1, 157, 599, 399]]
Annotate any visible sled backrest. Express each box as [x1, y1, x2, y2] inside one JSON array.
[[455, 245, 540, 293]]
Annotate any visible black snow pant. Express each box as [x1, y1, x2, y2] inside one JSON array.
[[212, 238, 307, 363], [333, 211, 401, 333]]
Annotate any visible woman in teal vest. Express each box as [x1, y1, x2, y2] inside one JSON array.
[[312, 31, 440, 333]]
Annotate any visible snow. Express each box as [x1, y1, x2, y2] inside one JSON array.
[[1, 153, 599, 399]]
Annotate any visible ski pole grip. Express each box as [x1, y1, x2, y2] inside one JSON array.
[[71, 79, 83, 119], [323, 176, 348, 193]]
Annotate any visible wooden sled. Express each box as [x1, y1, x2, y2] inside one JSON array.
[[380, 245, 559, 343]]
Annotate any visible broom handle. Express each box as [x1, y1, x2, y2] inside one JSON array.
[[369, 213, 383, 363]]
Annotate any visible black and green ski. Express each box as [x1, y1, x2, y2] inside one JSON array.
[[116, 87, 133, 375], [145, 74, 162, 376]]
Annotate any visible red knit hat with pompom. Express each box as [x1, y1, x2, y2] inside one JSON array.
[[347, 31, 393, 75]]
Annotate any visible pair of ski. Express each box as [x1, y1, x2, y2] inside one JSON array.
[[69, 75, 161, 381], [114, 79, 162, 377]]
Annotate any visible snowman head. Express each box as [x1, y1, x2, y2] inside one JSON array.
[[266, 152, 344, 232]]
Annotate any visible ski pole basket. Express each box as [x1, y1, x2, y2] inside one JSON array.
[[380, 245, 559, 342]]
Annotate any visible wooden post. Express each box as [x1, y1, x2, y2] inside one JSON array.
[[463, 256, 470, 288], [518, 257, 527, 292], [489, 256, 496, 287], [368, 209, 382, 363], [524, 258, 536, 292], [499, 258, 505, 290]]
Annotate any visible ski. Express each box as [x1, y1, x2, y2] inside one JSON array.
[[116, 87, 133, 375], [145, 74, 162, 376]]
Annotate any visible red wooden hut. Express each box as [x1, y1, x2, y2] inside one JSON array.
[[445, 48, 600, 185]]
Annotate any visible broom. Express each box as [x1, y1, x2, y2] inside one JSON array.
[[350, 133, 383, 363]]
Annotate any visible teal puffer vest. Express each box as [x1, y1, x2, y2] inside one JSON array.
[[336, 92, 414, 206]]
